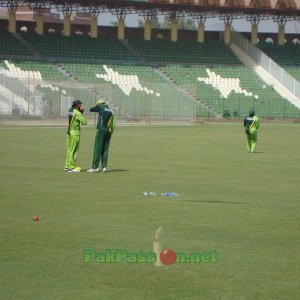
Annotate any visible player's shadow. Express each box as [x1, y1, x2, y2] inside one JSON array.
[[106, 169, 129, 173], [81, 169, 129, 173]]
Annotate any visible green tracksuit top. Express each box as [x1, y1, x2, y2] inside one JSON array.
[[244, 115, 259, 135], [90, 104, 115, 133], [70, 108, 87, 136]]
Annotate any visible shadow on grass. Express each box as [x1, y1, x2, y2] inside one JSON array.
[[106, 169, 129, 173], [181, 200, 247, 204], [81, 169, 129, 173]]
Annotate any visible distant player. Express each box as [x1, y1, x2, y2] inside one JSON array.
[[64, 99, 87, 172], [244, 108, 260, 153], [87, 99, 115, 173]]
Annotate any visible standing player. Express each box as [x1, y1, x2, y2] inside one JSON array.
[[64, 100, 87, 172], [244, 108, 260, 153], [87, 99, 115, 173]]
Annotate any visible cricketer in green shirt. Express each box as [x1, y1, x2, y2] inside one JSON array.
[[87, 99, 115, 173], [244, 108, 260, 153], [64, 100, 87, 172]]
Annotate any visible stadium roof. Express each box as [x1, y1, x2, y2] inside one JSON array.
[[1, 1, 300, 18]]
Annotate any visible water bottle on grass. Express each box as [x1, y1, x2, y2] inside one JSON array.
[[161, 192, 178, 197]]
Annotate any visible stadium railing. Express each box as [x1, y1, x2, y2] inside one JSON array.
[[232, 31, 300, 101]]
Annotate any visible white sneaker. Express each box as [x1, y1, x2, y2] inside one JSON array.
[[87, 168, 99, 173], [102, 167, 107, 173]]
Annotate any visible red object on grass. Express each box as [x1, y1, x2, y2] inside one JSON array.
[[160, 248, 177, 265]]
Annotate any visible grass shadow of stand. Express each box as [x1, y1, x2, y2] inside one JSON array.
[[181, 199, 247, 205]]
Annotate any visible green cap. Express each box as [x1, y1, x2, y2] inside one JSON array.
[[96, 99, 105, 106], [249, 108, 255, 116]]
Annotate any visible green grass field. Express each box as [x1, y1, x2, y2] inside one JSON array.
[[1, 123, 299, 300]]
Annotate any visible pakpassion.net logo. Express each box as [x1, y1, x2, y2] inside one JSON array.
[[84, 248, 218, 266]]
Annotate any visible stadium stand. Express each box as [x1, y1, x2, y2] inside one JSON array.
[[1, 30, 299, 119], [59, 63, 102, 83], [128, 38, 241, 64], [162, 64, 300, 118], [0, 32, 33, 57], [7, 60, 68, 82], [22, 33, 137, 62], [258, 42, 300, 81], [60, 63, 195, 119]]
